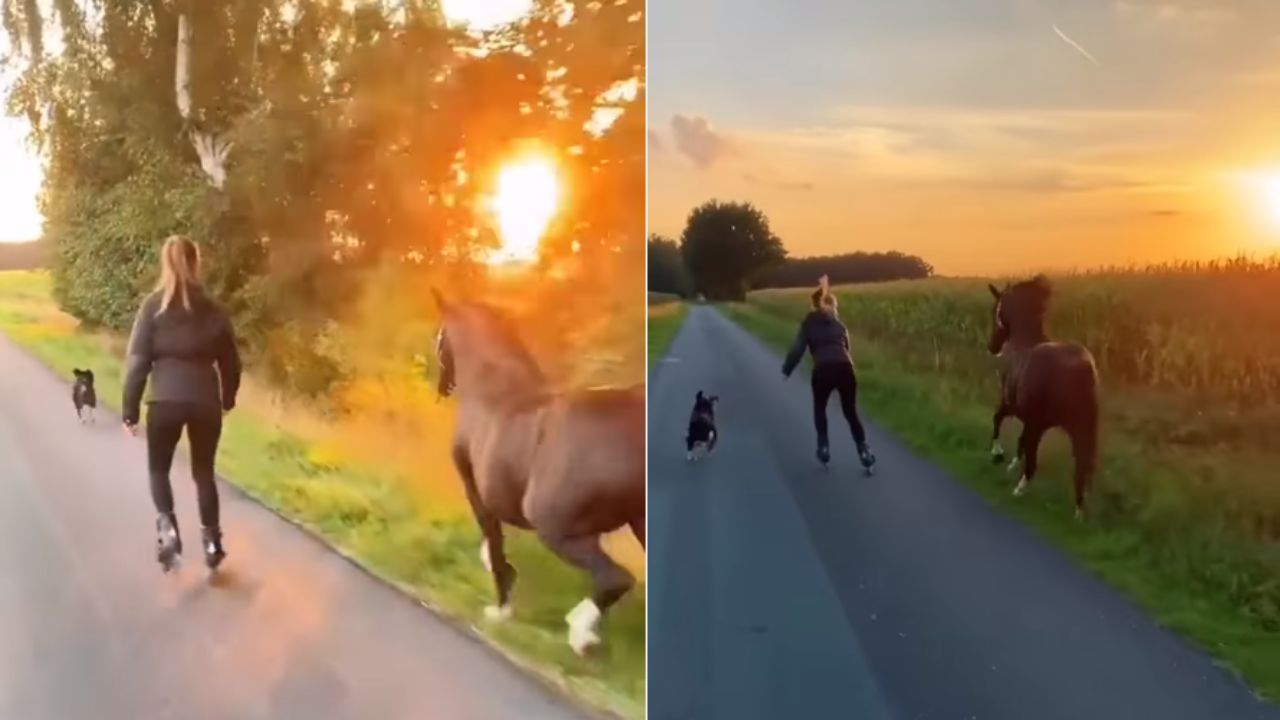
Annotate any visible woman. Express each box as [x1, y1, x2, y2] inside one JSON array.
[[781, 276, 875, 470], [122, 235, 242, 573]]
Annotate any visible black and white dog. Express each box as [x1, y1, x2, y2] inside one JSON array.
[[685, 390, 719, 461], [72, 368, 97, 424]]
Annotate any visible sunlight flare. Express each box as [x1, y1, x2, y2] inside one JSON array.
[[488, 154, 560, 265], [439, 0, 532, 31], [1255, 172, 1280, 232]]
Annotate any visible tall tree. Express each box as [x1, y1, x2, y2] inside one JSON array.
[[680, 200, 786, 301], [647, 234, 690, 296], [2, 0, 644, 394]]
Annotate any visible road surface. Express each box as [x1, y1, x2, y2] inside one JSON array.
[[0, 335, 598, 720], [648, 305, 1279, 720]]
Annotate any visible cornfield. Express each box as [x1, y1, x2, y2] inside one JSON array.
[[755, 256, 1280, 430]]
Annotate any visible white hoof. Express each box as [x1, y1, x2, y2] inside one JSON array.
[[990, 440, 1003, 457], [480, 539, 492, 572], [566, 598, 601, 655], [484, 603, 512, 622], [1013, 476, 1029, 496], [1006, 457, 1020, 474]]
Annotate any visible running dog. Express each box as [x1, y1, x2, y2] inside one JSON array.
[[685, 390, 719, 461], [72, 368, 97, 423]]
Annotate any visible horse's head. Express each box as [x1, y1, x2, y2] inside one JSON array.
[[988, 276, 1051, 354], [432, 287, 545, 403]]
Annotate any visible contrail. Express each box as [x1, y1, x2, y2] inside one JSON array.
[[1053, 24, 1099, 66]]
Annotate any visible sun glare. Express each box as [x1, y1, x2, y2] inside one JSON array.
[[439, 0, 532, 31], [488, 155, 560, 265], [1255, 172, 1280, 232]]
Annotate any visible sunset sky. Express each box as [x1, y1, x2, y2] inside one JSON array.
[[649, 0, 1280, 274]]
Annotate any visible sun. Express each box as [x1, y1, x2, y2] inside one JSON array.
[[1255, 172, 1280, 231], [439, 0, 532, 31], [488, 155, 560, 265]]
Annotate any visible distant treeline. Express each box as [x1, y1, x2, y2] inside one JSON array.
[[759, 251, 934, 289], [0, 241, 46, 271]]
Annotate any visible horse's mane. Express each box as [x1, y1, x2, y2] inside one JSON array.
[[453, 301, 546, 384], [1008, 275, 1053, 317]]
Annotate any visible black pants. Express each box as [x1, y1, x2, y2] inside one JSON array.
[[811, 362, 867, 449], [147, 402, 223, 529]]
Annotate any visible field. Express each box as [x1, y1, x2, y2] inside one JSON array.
[[0, 270, 645, 720], [723, 258, 1280, 699]]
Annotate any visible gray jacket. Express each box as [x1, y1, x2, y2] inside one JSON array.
[[782, 309, 853, 377], [122, 287, 242, 426]]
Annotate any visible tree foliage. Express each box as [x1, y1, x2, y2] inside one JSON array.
[[679, 200, 786, 301], [760, 251, 934, 288], [646, 233, 690, 297], [1, 0, 644, 396]]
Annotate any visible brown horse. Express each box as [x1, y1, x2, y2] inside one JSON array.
[[433, 290, 645, 654], [987, 276, 1100, 519]]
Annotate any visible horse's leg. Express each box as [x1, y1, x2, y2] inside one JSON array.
[[453, 444, 517, 621], [1013, 424, 1046, 497], [1067, 419, 1099, 522], [540, 533, 635, 655], [991, 402, 1008, 463]]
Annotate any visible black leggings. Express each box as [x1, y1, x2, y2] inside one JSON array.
[[811, 362, 867, 448], [147, 402, 223, 529]]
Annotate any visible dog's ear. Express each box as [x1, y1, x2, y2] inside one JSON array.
[[696, 390, 703, 400], [987, 284, 1001, 300], [431, 286, 449, 313]]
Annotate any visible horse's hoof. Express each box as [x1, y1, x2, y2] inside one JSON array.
[[1074, 507, 1085, 522], [484, 604, 512, 622], [1013, 477, 1029, 496], [566, 598, 602, 656], [1006, 458, 1020, 474], [991, 452, 1005, 464]]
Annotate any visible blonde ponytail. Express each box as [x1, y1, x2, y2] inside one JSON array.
[[155, 235, 202, 315]]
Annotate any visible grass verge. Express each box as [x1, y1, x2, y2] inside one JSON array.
[[721, 297, 1280, 701], [0, 270, 644, 720], [647, 301, 687, 367]]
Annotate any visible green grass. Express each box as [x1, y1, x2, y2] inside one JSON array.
[[0, 270, 644, 720], [721, 282, 1280, 701], [646, 301, 687, 366]]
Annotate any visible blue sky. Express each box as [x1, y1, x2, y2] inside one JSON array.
[[648, 0, 1280, 273]]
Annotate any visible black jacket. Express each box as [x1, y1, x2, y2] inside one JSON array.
[[122, 287, 242, 426], [782, 309, 854, 377]]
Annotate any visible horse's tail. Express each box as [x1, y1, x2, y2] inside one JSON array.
[[1068, 353, 1100, 512]]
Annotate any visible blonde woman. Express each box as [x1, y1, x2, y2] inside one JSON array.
[[781, 275, 875, 472], [122, 236, 242, 573]]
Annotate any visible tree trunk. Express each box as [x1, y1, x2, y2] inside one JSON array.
[[175, 9, 232, 190]]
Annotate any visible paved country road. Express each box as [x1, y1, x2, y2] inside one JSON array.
[[648, 305, 1280, 720], [0, 334, 600, 720]]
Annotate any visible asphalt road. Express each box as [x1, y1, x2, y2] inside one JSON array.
[[647, 305, 1279, 720], [0, 334, 598, 720]]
